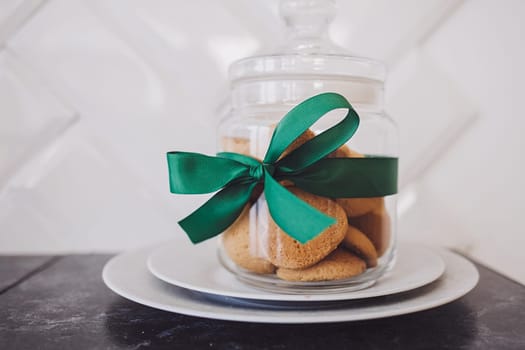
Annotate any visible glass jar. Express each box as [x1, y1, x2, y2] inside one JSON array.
[[217, 0, 398, 293]]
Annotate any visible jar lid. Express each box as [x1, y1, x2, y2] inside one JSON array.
[[229, 0, 386, 83]]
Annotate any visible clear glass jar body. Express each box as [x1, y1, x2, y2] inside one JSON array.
[[217, 76, 398, 293]]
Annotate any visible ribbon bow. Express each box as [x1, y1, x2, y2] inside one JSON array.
[[167, 93, 397, 244]]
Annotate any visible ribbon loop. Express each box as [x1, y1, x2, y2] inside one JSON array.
[[167, 92, 398, 244], [167, 152, 250, 194]]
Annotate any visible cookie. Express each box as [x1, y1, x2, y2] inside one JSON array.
[[222, 136, 251, 156], [336, 197, 384, 218], [266, 187, 347, 269], [348, 206, 391, 257], [276, 248, 366, 282], [342, 225, 378, 267], [222, 205, 276, 274]]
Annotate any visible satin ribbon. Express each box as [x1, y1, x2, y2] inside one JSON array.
[[167, 92, 397, 244]]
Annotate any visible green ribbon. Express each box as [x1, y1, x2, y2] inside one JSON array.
[[167, 92, 397, 244]]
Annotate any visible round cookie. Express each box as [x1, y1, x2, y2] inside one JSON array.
[[276, 249, 366, 282], [336, 197, 384, 218], [348, 206, 391, 257], [222, 206, 276, 274], [342, 225, 378, 267], [266, 187, 347, 269]]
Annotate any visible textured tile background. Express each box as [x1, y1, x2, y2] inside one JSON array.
[[1, 0, 524, 283]]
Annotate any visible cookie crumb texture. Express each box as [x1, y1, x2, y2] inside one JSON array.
[[276, 249, 366, 282]]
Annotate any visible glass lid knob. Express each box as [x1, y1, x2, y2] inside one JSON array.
[[279, 0, 343, 54], [229, 0, 385, 83]]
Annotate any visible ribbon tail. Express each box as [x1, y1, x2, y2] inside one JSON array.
[[179, 181, 257, 243], [263, 172, 336, 244]]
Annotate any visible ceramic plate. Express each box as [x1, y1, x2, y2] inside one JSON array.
[[102, 244, 479, 323], [147, 239, 445, 301]]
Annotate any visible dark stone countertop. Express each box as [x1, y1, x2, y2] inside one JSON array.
[[0, 253, 524, 350]]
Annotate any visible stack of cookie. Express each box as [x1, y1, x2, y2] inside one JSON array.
[[221, 132, 391, 282]]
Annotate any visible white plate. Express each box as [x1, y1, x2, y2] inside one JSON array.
[[147, 239, 445, 301], [102, 243, 479, 324]]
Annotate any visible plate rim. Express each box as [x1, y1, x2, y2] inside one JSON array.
[[146, 240, 446, 301], [102, 244, 479, 324]]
